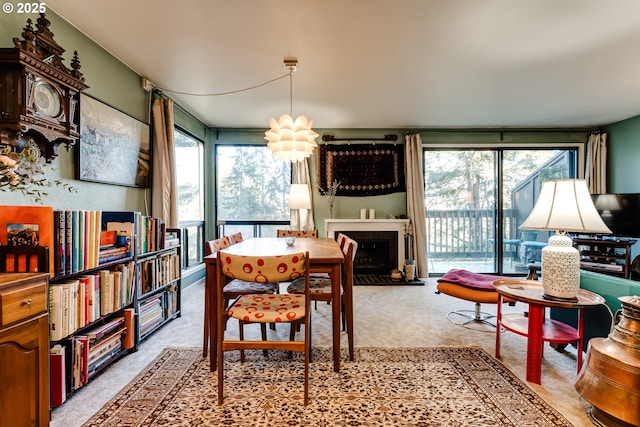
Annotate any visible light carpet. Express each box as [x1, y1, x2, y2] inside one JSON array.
[[82, 346, 572, 427]]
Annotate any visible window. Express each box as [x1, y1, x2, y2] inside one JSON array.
[[216, 145, 291, 237], [424, 147, 577, 275], [174, 129, 204, 268]]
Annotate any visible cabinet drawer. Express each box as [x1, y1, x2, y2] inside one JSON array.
[[0, 281, 47, 326]]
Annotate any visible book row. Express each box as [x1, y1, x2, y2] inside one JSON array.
[[49, 262, 135, 341], [50, 308, 135, 406], [0, 206, 170, 278], [138, 249, 180, 296]]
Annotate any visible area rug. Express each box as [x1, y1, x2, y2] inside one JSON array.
[[354, 274, 424, 286], [83, 347, 572, 427]]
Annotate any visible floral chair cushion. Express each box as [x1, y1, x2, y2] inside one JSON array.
[[228, 293, 306, 323], [276, 229, 318, 238]]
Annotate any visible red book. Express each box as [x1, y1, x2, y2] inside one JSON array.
[[50, 345, 67, 406]]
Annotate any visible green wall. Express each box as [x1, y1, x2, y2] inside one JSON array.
[[1, 12, 148, 211], [1, 12, 207, 212], [604, 115, 640, 193]]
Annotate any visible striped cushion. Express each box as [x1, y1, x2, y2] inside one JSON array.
[[228, 293, 306, 323]]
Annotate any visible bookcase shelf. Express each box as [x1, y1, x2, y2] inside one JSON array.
[[0, 207, 183, 409], [46, 211, 181, 406]]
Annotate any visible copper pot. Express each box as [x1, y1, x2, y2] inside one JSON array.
[[574, 295, 640, 426]]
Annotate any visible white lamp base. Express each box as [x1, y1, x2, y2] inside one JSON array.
[[541, 233, 580, 301]]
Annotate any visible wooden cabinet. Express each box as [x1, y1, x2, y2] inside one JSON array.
[[575, 237, 637, 279], [0, 273, 50, 427]]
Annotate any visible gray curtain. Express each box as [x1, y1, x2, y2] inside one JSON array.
[[151, 97, 178, 227], [404, 133, 428, 277], [585, 131, 607, 194], [291, 159, 315, 231]]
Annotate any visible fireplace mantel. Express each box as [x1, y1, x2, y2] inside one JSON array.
[[325, 219, 410, 270]]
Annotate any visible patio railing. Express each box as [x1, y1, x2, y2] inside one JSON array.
[[426, 209, 518, 259]]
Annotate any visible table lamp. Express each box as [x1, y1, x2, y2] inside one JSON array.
[[520, 179, 611, 300], [288, 184, 311, 230]]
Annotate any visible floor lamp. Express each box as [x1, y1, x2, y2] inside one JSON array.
[[289, 184, 311, 230]]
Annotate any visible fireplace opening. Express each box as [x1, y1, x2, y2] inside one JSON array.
[[338, 231, 397, 275]]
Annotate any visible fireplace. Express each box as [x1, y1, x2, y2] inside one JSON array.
[[325, 219, 410, 273], [337, 231, 397, 275]]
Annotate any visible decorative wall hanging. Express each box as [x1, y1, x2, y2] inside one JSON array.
[[77, 94, 151, 187], [318, 143, 405, 197]]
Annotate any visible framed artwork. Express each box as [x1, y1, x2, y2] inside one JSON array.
[[77, 93, 151, 187]]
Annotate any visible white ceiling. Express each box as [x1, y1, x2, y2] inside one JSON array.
[[47, 0, 640, 130]]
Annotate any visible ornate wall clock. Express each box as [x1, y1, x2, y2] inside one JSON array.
[[0, 13, 89, 162]]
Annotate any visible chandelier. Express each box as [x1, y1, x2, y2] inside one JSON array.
[[264, 58, 318, 162]]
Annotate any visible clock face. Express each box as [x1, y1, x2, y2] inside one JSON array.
[[34, 81, 62, 118]]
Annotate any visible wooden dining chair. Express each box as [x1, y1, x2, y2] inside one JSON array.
[[0, 245, 50, 273], [216, 251, 312, 405], [276, 229, 318, 238], [287, 236, 358, 361], [203, 235, 281, 358]]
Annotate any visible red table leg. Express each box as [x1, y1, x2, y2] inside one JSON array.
[[495, 294, 503, 359], [526, 304, 544, 384]]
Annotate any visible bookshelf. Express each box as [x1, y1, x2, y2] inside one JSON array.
[[0, 207, 183, 408], [135, 228, 181, 343]]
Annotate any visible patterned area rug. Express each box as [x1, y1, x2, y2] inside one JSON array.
[[83, 347, 572, 427]]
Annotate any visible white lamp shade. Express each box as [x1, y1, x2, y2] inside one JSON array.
[[265, 115, 318, 162], [288, 184, 311, 209], [520, 179, 612, 234]]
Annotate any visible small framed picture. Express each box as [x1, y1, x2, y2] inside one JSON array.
[[7, 223, 40, 246]]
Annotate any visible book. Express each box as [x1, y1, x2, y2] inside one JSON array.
[[64, 210, 72, 276], [123, 308, 135, 349], [72, 210, 80, 273], [50, 344, 67, 407], [0, 205, 55, 276], [49, 284, 65, 341], [54, 210, 65, 276], [99, 270, 114, 316], [85, 317, 125, 342]]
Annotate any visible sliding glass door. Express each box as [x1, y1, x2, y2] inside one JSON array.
[[424, 148, 577, 275]]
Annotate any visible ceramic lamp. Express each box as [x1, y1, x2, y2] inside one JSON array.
[[520, 179, 611, 300]]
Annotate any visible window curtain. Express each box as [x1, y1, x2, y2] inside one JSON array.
[[585, 131, 607, 194], [291, 159, 315, 231], [151, 97, 178, 228], [404, 133, 428, 277]]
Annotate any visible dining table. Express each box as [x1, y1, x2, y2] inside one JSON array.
[[203, 237, 345, 372]]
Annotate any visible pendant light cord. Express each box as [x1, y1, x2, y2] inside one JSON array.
[[157, 72, 291, 97]]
